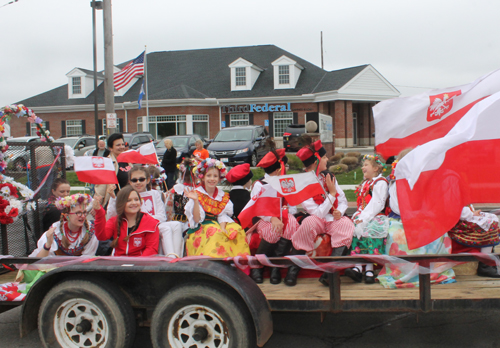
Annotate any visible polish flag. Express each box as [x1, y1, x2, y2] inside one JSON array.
[[74, 156, 118, 185], [238, 184, 281, 228], [266, 172, 325, 206], [117, 142, 158, 164], [395, 90, 500, 249], [374, 68, 500, 159]]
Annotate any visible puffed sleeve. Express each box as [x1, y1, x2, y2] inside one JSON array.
[[358, 180, 389, 222], [218, 199, 235, 224], [151, 190, 168, 222], [184, 193, 205, 227], [460, 206, 474, 221], [335, 180, 348, 216]]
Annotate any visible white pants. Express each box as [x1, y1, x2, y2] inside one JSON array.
[[158, 221, 184, 257]]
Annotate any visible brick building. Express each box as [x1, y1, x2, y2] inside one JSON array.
[[13, 45, 399, 147]]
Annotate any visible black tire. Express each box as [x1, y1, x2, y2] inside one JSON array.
[[150, 283, 256, 348], [250, 152, 258, 167], [38, 278, 136, 348]]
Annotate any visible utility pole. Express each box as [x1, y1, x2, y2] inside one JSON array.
[[321, 31, 324, 70], [91, 0, 102, 147], [103, 0, 117, 135]]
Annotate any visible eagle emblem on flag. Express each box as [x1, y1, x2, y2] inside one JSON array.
[[91, 157, 105, 168], [427, 90, 462, 121], [279, 178, 296, 193]]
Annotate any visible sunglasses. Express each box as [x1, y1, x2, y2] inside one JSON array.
[[67, 211, 90, 217], [130, 177, 147, 183]]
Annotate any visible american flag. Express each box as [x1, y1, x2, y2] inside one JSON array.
[[113, 51, 145, 90]]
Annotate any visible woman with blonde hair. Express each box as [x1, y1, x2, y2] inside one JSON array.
[[161, 138, 177, 190]]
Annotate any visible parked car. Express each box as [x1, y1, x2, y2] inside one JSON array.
[[5, 136, 41, 171], [283, 124, 306, 152], [122, 132, 155, 150], [156, 134, 207, 163], [56, 135, 99, 156], [207, 125, 270, 166]]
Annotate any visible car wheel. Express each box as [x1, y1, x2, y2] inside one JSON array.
[[250, 152, 258, 167], [150, 283, 256, 348]]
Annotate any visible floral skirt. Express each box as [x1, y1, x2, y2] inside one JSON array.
[[186, 221, 250, 258], [448, 220, 500, 248], [377, 218, 456, 289], [351, 236, 386, 255]]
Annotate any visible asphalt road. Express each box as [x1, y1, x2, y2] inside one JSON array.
[[1, 307, 499, 347]]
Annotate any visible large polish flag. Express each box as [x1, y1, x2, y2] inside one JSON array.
[[266, 172, 325, 206], [117, 142, 158, 164], [374, 68, 500, 159], [238, 184, 281, 229], [395, 90, 500, 249], [74, 156, 118, 185]]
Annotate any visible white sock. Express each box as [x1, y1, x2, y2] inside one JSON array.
[[481, 246, 493, 253], [365, 264, 374, 274], [354, 264, 363, 273]]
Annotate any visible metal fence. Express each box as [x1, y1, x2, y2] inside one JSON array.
[[1, 142, 66, 256]]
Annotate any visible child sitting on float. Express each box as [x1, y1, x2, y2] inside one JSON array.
[[105, 165, 183, 258], [184, 158, 250, 258], [346, 154, 389, 284], [225, 163, 253, 222]]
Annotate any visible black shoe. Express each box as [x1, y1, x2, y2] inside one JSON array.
[[345, 268, 362, 282], [318, 247, 348, 286], [250, 268, 264, 283], [319, 272, 329, 286], [284, 265, 301, 286], [270, 268, 282, 284], [271, 238, 292, 285], [364, 271, 375, 284], [477, 262, 500, 278]]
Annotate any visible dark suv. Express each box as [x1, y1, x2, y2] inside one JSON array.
[[283, 124, 306, 152], [207, 126, 270, 166], [122, 132, 155, 149]]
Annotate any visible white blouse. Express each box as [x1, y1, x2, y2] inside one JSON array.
[[353, 174, 389, 223], [460, 205, 499, 231], [388, 181, 400, 216], [301, 175, 348, 221], [185, 186, 234, 228]]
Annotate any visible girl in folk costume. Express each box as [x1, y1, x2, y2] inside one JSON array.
[[247, 145, 299, 285], [377, 149, 456, 288], [449, 205, 500, 278], [42, 178, 71, 232], [94, 186, 160, 256], [184, 159, 250, 258], [225, 163, 253, 221], [106, 165, 184, 258], [289, 139, 355, 287], [346, 154, 389, 284], [31, 194, 99, 257]]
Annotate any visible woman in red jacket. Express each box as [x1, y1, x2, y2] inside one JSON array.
[[94, 186, 160, 256]]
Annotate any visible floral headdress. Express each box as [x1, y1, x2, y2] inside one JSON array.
[[389, 159, 399, 180], [55, 194, 93, 211], [194, 158, 227, 179], [363, 154, 384, 167]]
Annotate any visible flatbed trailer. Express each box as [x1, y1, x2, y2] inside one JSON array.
[[0, 254, 498, 348]]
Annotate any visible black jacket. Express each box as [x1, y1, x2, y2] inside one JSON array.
[[161, 147, 177, 172], [229, 189, 251, 219], [92, 148, 110, 157]]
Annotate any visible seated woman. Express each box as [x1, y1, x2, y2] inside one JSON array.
[[42, 178, 71, 232], [106, 165, 183, 258], [184, 158, 250, 258], [94, 186, 160, 257], [377, 149, 456, 288]]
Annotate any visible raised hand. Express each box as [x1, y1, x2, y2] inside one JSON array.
[[106, 184, 117, 199]]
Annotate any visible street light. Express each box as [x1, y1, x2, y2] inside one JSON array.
[[91, 0, 103, 146]]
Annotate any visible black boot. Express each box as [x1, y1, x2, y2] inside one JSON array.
[[284, 247, 306, 286], [270, 238, 292, 285], [251, 239, 277, 284], [477, 261, 500, 278], [319, 246, 348, 286]]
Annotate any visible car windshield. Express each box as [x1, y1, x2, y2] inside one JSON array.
[[123, 135, 132, 143], [214, 129, 253, 142], [57, 138, 78, 147], [157, 137, 189, 148]]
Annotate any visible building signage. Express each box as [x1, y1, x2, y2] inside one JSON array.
[[221, 103, 291, 113]]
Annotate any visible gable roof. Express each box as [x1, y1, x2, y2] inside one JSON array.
[[17, 45, 395, 107]]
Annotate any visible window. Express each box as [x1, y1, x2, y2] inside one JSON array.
[[148, 115, 187, 139], [30, 121, 47, 136], [193, 114, 209, 139], [66, 120, 83, 136], [72, 77, 82, 94], [278, 66, 290, 85], [230, 113, 249, 126], [273, 112, 293, 138], [235, 67, 246, 86]]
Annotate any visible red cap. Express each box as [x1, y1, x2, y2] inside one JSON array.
[[226, 163, 253, 185], [297, 140, 326, 167], [257, 148, 286, 168]]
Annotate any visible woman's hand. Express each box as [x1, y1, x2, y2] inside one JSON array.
[[184, 188, 198, 200], [45, 226, 56, 248], [106, 184, 116, 199], [325, 174, 337, 196], [270, 217, 284, 234]]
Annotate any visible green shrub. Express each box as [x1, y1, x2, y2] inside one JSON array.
[[346, 152, 361, 158], [286, 154, 303, 170], [340, 157, 358, 165], [329, 154, 343, 163], [336, 152, 345, 158], [329, 164, 348, 174]]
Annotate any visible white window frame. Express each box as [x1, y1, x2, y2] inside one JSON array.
[[235, 67, 246, 86], [273, 112, 293, 138], [148, 115, 187, 138], [192, 114, 209, 138], [230, 113, 249, 127], [66, 120, 83, 136], [278, 65, 290, 85], [30, 121, 47, 136], [72, 77, 82, 94]]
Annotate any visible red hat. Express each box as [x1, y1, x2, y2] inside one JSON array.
[[257, 148, 288, 174], [297, 140, 326, 167], [226, 163, 253, 186]]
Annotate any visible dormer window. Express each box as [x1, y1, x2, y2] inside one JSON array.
[[229, 58, 263, 91], [272, 55, 304, 90], [72, 77, 82, 94]]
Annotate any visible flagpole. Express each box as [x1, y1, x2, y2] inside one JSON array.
[[144, 45, 149, 127]]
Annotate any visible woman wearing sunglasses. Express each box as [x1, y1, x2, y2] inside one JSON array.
[[31, 194, 99, 257], [106, 165, 184, 257]]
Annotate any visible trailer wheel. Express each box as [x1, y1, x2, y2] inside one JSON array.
[[38, 278, 136, 348], [151, 283, 256, 348]]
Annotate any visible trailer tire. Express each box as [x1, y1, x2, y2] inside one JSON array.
[[151, 282, 256, 348], [38, 278, 136, 348]]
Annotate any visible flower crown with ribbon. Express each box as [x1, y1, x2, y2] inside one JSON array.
[[55, 194, 93, 211], [363, 154, 384, 167], [194, 158, 227, 179]]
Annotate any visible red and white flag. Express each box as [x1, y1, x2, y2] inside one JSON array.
[[266, 172, 325, 206], [238, 184, 281, 229], [74, 156, 118, 185], [117, 142, 158, 165], [395, 90, 500, 249], [374, 68, 500, 159]]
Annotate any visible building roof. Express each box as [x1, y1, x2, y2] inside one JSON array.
[[17, 45, 386, 107]]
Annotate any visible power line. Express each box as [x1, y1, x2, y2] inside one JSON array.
[[1, 0, 18, 8]]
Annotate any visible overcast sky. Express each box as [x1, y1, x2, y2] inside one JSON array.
[[1, 0, 500, 107]]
